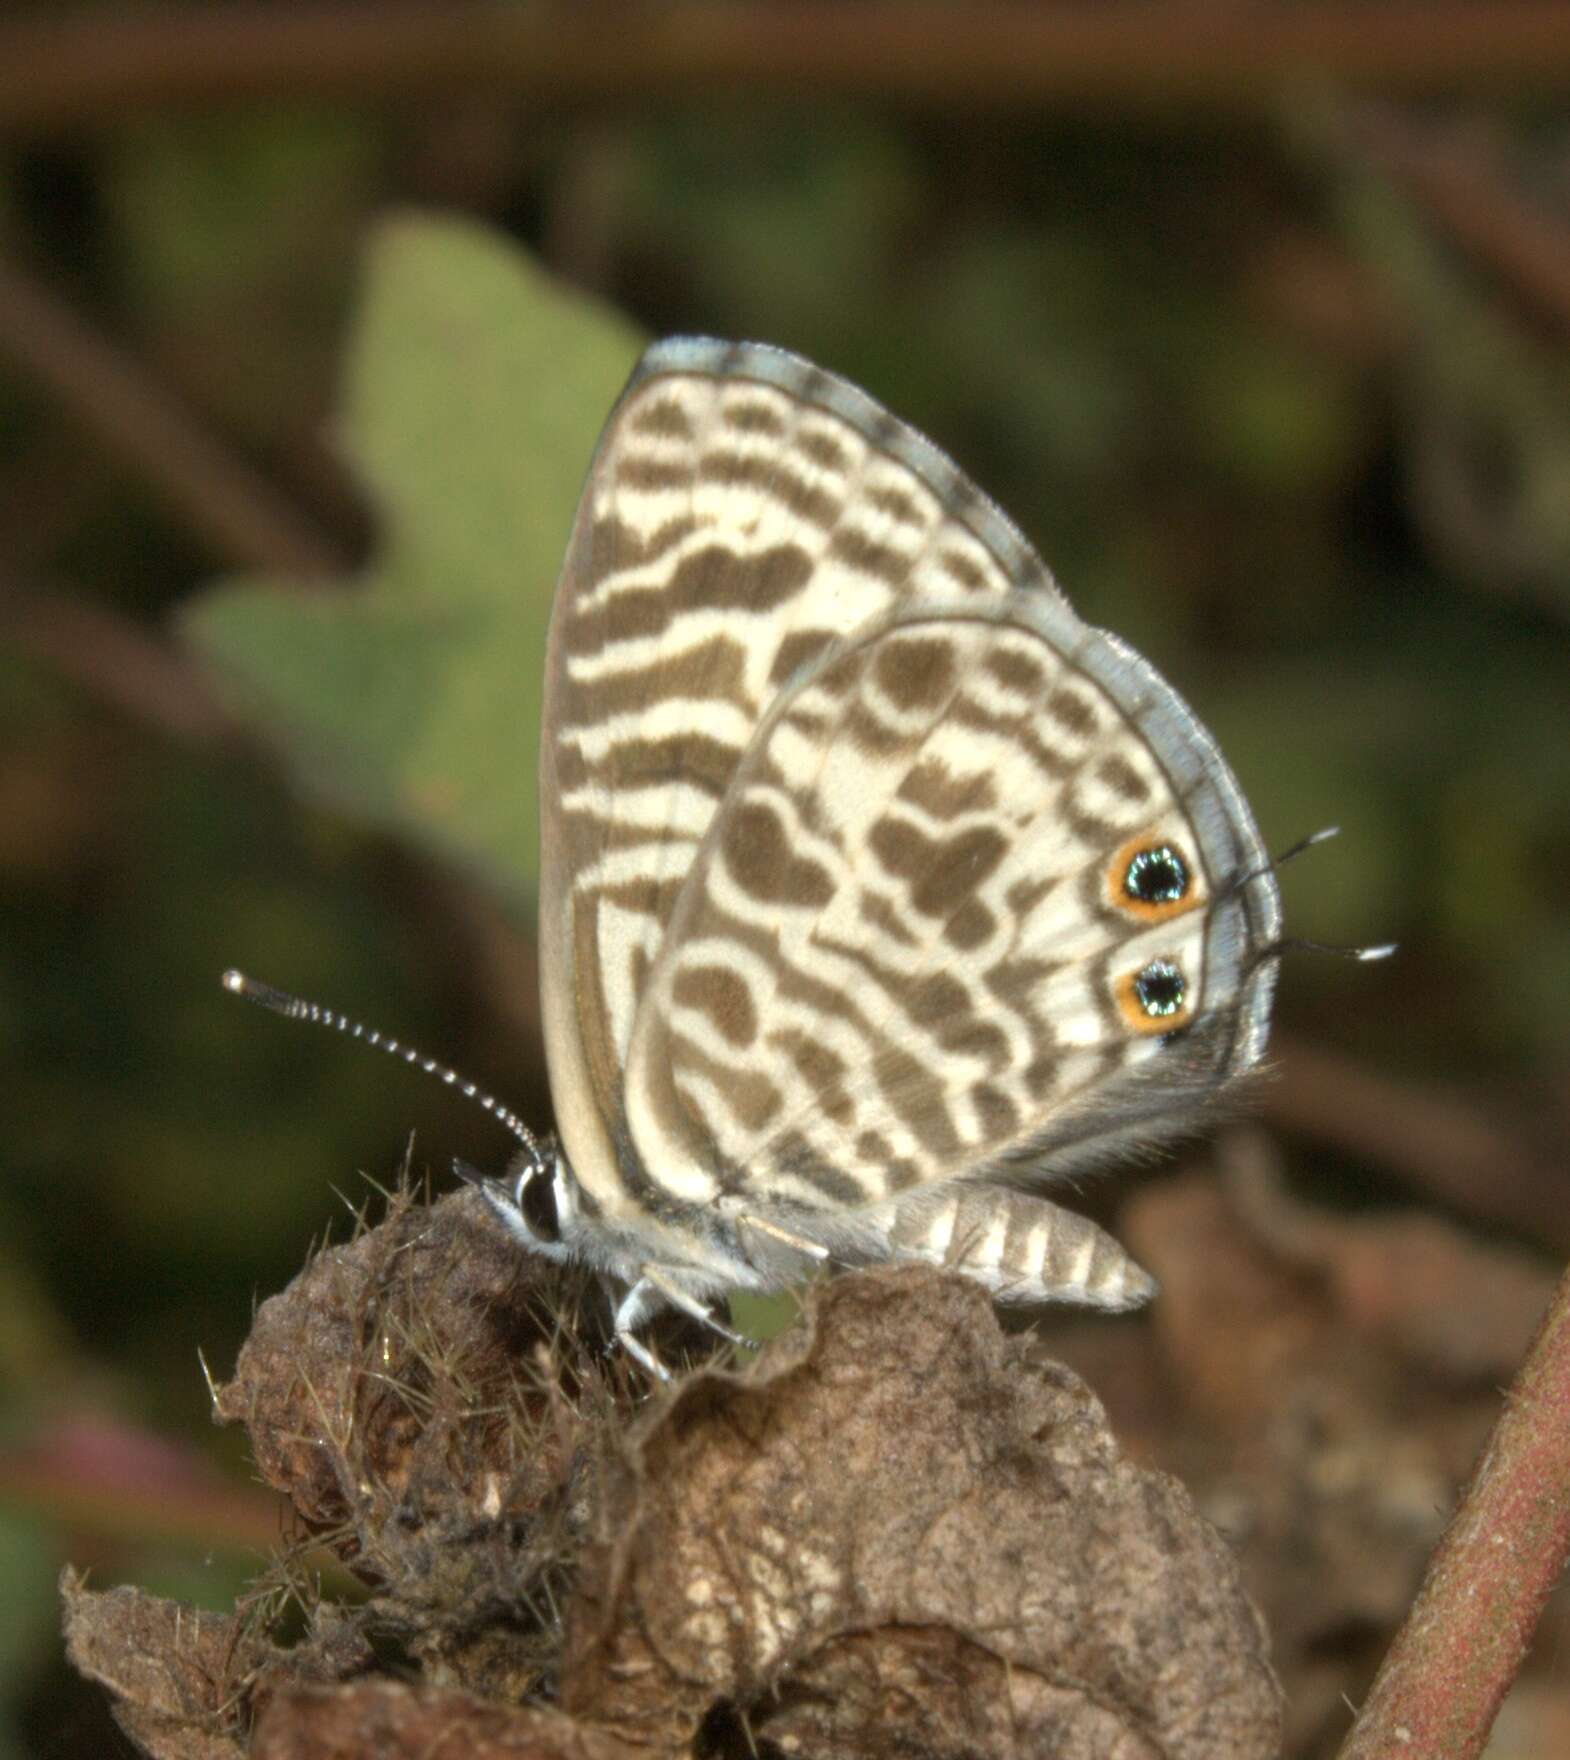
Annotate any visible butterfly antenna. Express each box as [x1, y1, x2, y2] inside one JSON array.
[[221, 969, 544, 1165], [1272, 825, 1341, 868], [1274, 936, 1397, 963], [1244, 934, 1397, 982], [1230, 824, 1340, 892], [1230, 825, 1397, 969]]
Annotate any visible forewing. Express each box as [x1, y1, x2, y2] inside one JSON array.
[[539, 341, 1057, 1204], [623, 604, 1269, 1212]]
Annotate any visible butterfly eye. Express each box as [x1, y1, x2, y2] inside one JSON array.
[[1108, 836, 1199, 922], [516, 1165, 561, 1243], [1115, 958, 1192, 1034]]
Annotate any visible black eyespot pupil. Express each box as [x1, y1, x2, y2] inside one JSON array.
[[1134, 960, 1186, 1019], [519, 1167, 560, 1242], [1124, 845, 1189, 905]]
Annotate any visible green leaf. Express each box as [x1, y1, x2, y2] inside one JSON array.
[[184, 214, 646, 910]]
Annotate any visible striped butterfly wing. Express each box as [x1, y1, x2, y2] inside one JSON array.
[[541, 338, 1280, 1225], [540, 340, 1051, 1213], [623, 600, 1278, 1214]]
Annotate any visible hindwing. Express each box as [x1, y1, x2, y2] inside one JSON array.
[[624, 603, 1268, 1211]]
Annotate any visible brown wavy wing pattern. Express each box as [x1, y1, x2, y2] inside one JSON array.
[[623, 606, 1214, 1211], [540, 343, 1066, 1214]]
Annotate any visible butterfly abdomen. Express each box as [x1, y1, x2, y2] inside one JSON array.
[[880, 1182, 1155, 1312]]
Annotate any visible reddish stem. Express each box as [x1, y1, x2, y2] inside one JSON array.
[[1338, 1258, 1570, 1758]]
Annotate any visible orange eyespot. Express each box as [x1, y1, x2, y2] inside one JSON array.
[[1114, 959, 1193, 1036], [1106, 833, 1201, 924]]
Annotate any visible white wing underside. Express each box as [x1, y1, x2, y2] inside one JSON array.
[[539, 343, 1280, 1241]]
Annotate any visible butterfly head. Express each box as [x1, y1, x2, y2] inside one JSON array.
[[465, 1139, 580, 1264]]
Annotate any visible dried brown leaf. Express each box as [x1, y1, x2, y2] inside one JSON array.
[[563, 1268, 1281, 1760], [212, 1185, 595, 1539], [205, 1185, 630, 1705], [60, 1570, 257, 1760], [250, 1679, 639, 1760]]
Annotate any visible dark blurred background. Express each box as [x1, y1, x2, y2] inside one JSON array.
[[2, 6, 1568, 1757]]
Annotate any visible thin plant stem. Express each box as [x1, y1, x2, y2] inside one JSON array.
[[1338, 1257, 1570, 1759]]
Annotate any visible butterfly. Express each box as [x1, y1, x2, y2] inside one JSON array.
[[229, 337, 1284, 1379]]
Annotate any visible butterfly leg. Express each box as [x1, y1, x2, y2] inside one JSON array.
[[731, 1208, 833, 1263], [721, 1203, 834, 1274], [612, 1269, 756, 1382], [610, 1278, 672, 1381], [640, 1265, 757, 1350]]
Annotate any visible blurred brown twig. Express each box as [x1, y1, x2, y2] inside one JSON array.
[[0, 574, 233, 742], [0, 256, 346, 578], [5, 3, 1570, 131], [1336, 102, 1570, 335], [1270, 1037, 1570, 1256]]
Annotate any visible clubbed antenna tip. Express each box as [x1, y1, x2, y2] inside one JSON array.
[[223, 968, 307, 1016], [220, 968, 543, 1156]]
